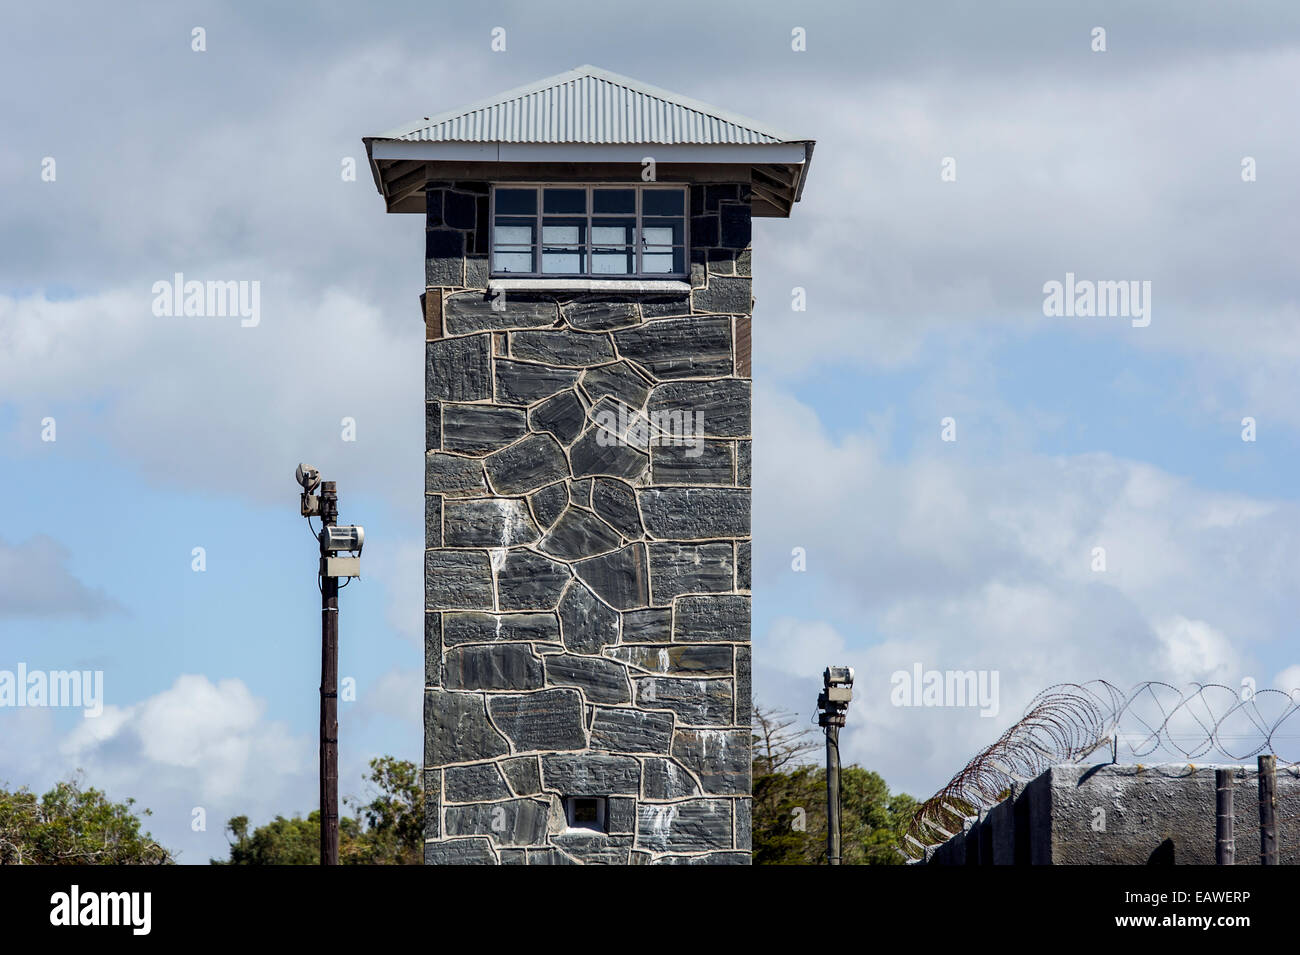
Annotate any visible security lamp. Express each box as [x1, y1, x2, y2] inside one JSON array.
[[295, 463, 322, 493], [321, 525, 364, 554]]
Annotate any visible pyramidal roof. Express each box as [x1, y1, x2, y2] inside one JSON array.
[[372, 65, 807, 146]]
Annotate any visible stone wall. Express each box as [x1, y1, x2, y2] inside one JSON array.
[[422, 179, 754, 864], [926, 762, 1300, 865]]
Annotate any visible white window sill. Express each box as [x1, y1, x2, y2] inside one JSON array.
[[489, 278, 691, 293]]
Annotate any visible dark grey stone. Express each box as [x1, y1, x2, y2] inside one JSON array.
[[464, 254, 489, 290], [558, 580, 620, 654], [443, 189, 476, 229], [736, 440, 751, 486], [649, 543, 735, 604], [551, 832, 634, 864], [425, 188, 445, 226], [671, 729, 750, 795], [573, 543, 650, 611], [444, 762, 512, 802], [495, 359, 582, 405], [501, 756, 541, 796], [622, 607, 671, 642], [690, 213, 720, 247], [639, 295, 693, 319], [641, 758, 702, 799], [527, 848, 577, 865], [650, 441, 734, 484], [636, 799, 733, 852], [544, 653, 631, 704], [424, 768, 441, 838], [705, 184, 739, 210], [736, 798, 752, 851], [719, 202, 751, 248], [499, 848, 527, 865], [635, 677, 733, 724], [512, 329, 614, 366], [425, 494, 442, 548], [735, 646, 751, 725], [672, 595, 751, 642], [737, 542, 751, 592], [568, 478, 593, 506], [425, 230, 464, 287], [424, 612, 441, 687], [563, 299, 640, 331], [614, 317, 733, 379], [444, 644, 543, 691], [485, 432, 571, 496], [443, 611, 560, 645], [569, 425, 649, 481], [441, 404, 528, 455], [541, 754, 641, 795], [424, 837, 497, 865], [425, 452, 487, 496], [581, 361, 653, 408], [528, 390, 587, 445], [425, 549, 494, 610], [639, 487, 749, 539], [590, 707, 675, 753], [648, 380, 750, 438], [443, 498, 539, 547], [425, 401, 440, 451], [496, 549, 571, 610], [606, 644, 734, 675], [539, 507, 622, 561], [652, 851, 751, 865], [424, 689, 509, 766], [489, 688, 587, 752], [445, 798, 551, 846], [444, 292, 557, 334], [590, 478, 644, 539], [608, 796, 636, 835], [529, 482, 568, 529], [427, 335, 492, 402]]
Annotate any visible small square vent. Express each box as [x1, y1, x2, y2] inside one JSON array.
[[563, 796, 608, 833]]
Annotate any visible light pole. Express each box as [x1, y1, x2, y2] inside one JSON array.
[[297, 464, 364, 866], [817, 666, 854, 865]]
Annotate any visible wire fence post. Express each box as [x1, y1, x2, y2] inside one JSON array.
[[1258, 754, 1277, 866], [1215, 768, 1234, 865]]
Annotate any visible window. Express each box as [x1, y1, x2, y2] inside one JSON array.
[[563, 796, 608, 833], [491, 185, 687, 278]]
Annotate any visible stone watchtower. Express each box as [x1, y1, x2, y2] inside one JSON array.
[[364, 65, 813, 864]]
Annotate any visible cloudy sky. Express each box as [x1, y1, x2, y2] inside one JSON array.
[[3, 0, 1299, 862]]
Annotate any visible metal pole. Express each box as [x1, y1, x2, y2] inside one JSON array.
[[1258, 754, 1277, 866], [1215, 769, 1234, 865], [320, 481, 339, 866], [826, 724, 841, 865]]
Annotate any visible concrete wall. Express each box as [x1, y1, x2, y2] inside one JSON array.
[[421, 179, 754, 864], [927, 762, 1300, 865]]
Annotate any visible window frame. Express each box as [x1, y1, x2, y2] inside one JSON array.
[[489, 183, 689, 279]]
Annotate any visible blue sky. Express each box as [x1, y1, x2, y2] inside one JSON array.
[[3, 0, 1300, 862]]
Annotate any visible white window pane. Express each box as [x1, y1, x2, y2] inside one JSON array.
[[592, 225, 634, 245], [641, 226, 675, 245], [494, 225, 533, 245], [642, 251, 676, 273], [591, 248, 633, 274], [542, 249, 584, 273], [494, 250, 533, 273], [542, 225, 581, 244]]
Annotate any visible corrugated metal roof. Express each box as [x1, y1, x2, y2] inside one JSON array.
[[374, 65, 805, 145]]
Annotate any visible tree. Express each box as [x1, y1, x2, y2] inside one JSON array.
[[215, 757, 422, 865], [0, 775, 172, 865], [751, 703, 916, 865]]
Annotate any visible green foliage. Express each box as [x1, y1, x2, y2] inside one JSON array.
[[214, 756, 422, 865], [0, 775, 172, 865], [753, 762, 916, 865]]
